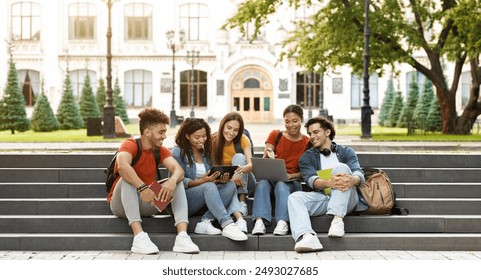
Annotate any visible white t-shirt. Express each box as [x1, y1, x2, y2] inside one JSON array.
[[195, 162, 206, 179]]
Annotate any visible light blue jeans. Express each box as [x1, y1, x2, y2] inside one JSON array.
[[251, 179, 302, 225], [185, 181, 238, 228], [232, 153, 256, 195], [287, 163, 359, 241], [110, 178, 189, 227]]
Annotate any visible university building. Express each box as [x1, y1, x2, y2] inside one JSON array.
[[0, 0, 473, 124]]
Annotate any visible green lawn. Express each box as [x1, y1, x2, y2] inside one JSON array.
[[1, 124, 481, 142]]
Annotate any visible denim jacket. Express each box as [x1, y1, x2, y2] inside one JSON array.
[[298, 142, 367, 211], [171, 146, 212, 188]]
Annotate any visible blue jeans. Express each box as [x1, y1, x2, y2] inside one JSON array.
[[231, 153, 256, 195], [251, 179, 301, 225], [287, 163, 360, 241], [185, 181, 237, 228]]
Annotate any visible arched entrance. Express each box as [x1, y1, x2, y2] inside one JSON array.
[[230, 66, 273, 123]]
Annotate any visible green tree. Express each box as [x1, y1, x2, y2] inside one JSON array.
[[57, 71, 83, 129], [378, 78, 396, 126], [397, 74, 419, 133], [414, 79, 435, 131], [31, 85, 59, 132], [79, 74, 100, 127], [426, 97, 442, 132], [224, 0, 481, 134], [113, 78, 129, 124], [96, 78, 106, 116], [0, 61, 30, 134], [388, 91, 403, 128]]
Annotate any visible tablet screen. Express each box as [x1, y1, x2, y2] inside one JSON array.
[[207, 165, 238, 179]]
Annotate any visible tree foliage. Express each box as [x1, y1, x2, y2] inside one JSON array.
[[79, 74, 100, 127], [0, 61, 30, 134], [56, 71, 83, 130], [96, 78, 106, 116], [414, 79, 435, 131], [113, 78, 129, 124], [388, 91, 403, 128], [378, 78, 396, 126], [426, 95, 442, 132], [397, 74, 419, 132], [31, 85, 59, 132], [224, 0, 481, 134]]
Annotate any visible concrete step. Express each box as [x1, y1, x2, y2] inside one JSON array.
[[1, 232, 480, 251], [3, 215, 481, 234], [1, 167, 479, 183], [2, 182, 481, 199], [1, 198, 481, 215], [1, 153, 481, 168]]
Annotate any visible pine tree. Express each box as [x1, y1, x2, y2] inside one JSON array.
[[96, 78, 106, 116], [387, 91, 403, 127], [413, 79, 435, 131], [397, 74, 419, 132], [0, 61, 30, 134], [378, 78, 396, 126], [79, 74, 100, 127], [426, 97, 442, 132], [57, 71, 83, 129], [31, 85, 59, 132], [113, 78, 129, 124]]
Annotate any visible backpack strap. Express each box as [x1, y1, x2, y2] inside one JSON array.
[[273, 130, 282, 153], [132, 138, 143, 166]]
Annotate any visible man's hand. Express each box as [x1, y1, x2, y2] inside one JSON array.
[[331, 174, 355, 192]]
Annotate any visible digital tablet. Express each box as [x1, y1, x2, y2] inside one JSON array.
[[207, 165, 238, 179]]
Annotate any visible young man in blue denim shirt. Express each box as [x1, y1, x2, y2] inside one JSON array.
[[288, 116, 368, 253]]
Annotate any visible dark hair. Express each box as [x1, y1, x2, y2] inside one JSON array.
[[283, 104, 304, 121], [304, 116, 336, 140], [138, 108, 169, 135], [175, 118, 212, 166], [213, 112, 245, 165]]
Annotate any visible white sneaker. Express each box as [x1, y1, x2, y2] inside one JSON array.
[[273, 220, 289, 236], [328, 217, 345, 238], [173, 234, 200, 254], [236, 218, 248, 233], [252, 219, 266, 235], [294, 233, 323, 253], [131, 232, 159, 255], [222, 223, 248, 241], [240, 201, 248, 216], [194, 220, 222, 235]]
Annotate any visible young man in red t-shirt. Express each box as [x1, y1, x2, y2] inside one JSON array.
[[108, 108, 199, 254]]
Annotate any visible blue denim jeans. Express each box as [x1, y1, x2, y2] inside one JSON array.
[[185, 181, 237, 228], [287, 163, 360, 241], [231, 153, 256, 195], [251, 179, 302, 225]]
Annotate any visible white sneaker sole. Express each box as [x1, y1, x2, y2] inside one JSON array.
[[131, 247, 159, 255]]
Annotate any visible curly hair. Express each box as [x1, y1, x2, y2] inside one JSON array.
[[304, 116, 336, 140], [175, 118, 213, 167], [213, 112, 244, 165], [138, 108, 169, 135]]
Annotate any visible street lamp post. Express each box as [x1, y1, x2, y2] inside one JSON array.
[[318, 72, 327, 117], [166, 30, 185, 128], [103, 0, 116, 138], [186, 50, 199, 118], [307, 72, 312, 119], [361, 0, 373, 138]]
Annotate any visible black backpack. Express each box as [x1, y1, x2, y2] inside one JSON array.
[[105, 138, 161, 193]]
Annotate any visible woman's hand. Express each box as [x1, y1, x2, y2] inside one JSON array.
[[203, 170, 221, 183], [216, 172, 230, 184]]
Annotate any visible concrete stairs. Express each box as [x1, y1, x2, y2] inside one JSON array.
[[1, 152, 481, 251]]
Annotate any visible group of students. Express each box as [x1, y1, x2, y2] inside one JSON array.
[[107, 105, 366, 255]]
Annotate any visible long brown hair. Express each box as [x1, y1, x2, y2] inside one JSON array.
[[213, 112, 245, 165], [175, 118, 212, 166]]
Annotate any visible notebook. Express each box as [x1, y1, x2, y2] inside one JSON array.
[[207, 165, 238, 179], [316, 168, 333, 195], [149, 178, 173, 212], [251, 157, 291, 182]]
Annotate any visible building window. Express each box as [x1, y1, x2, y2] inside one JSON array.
[[461, 71, 471, 108], [180, 70, 207, 107], [70, 70, 97, 101], [68, 2, 96, 40], [296, 72, 321, 108], [351, 73, 378, 109], [125, 3, 152, 40], [244, 78, 260, 88], [18, 70, 40, 106], [179, 3, 208, 41], [239, 21, 265, 41], [294, 1, 321, 22], [125, 70, 152, 107], [11, 2, 41, 41]]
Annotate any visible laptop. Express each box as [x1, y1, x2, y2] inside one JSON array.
[[251, 157, 291, 182]]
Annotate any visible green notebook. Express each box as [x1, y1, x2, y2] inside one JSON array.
[[316, 168, 333, 195]]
